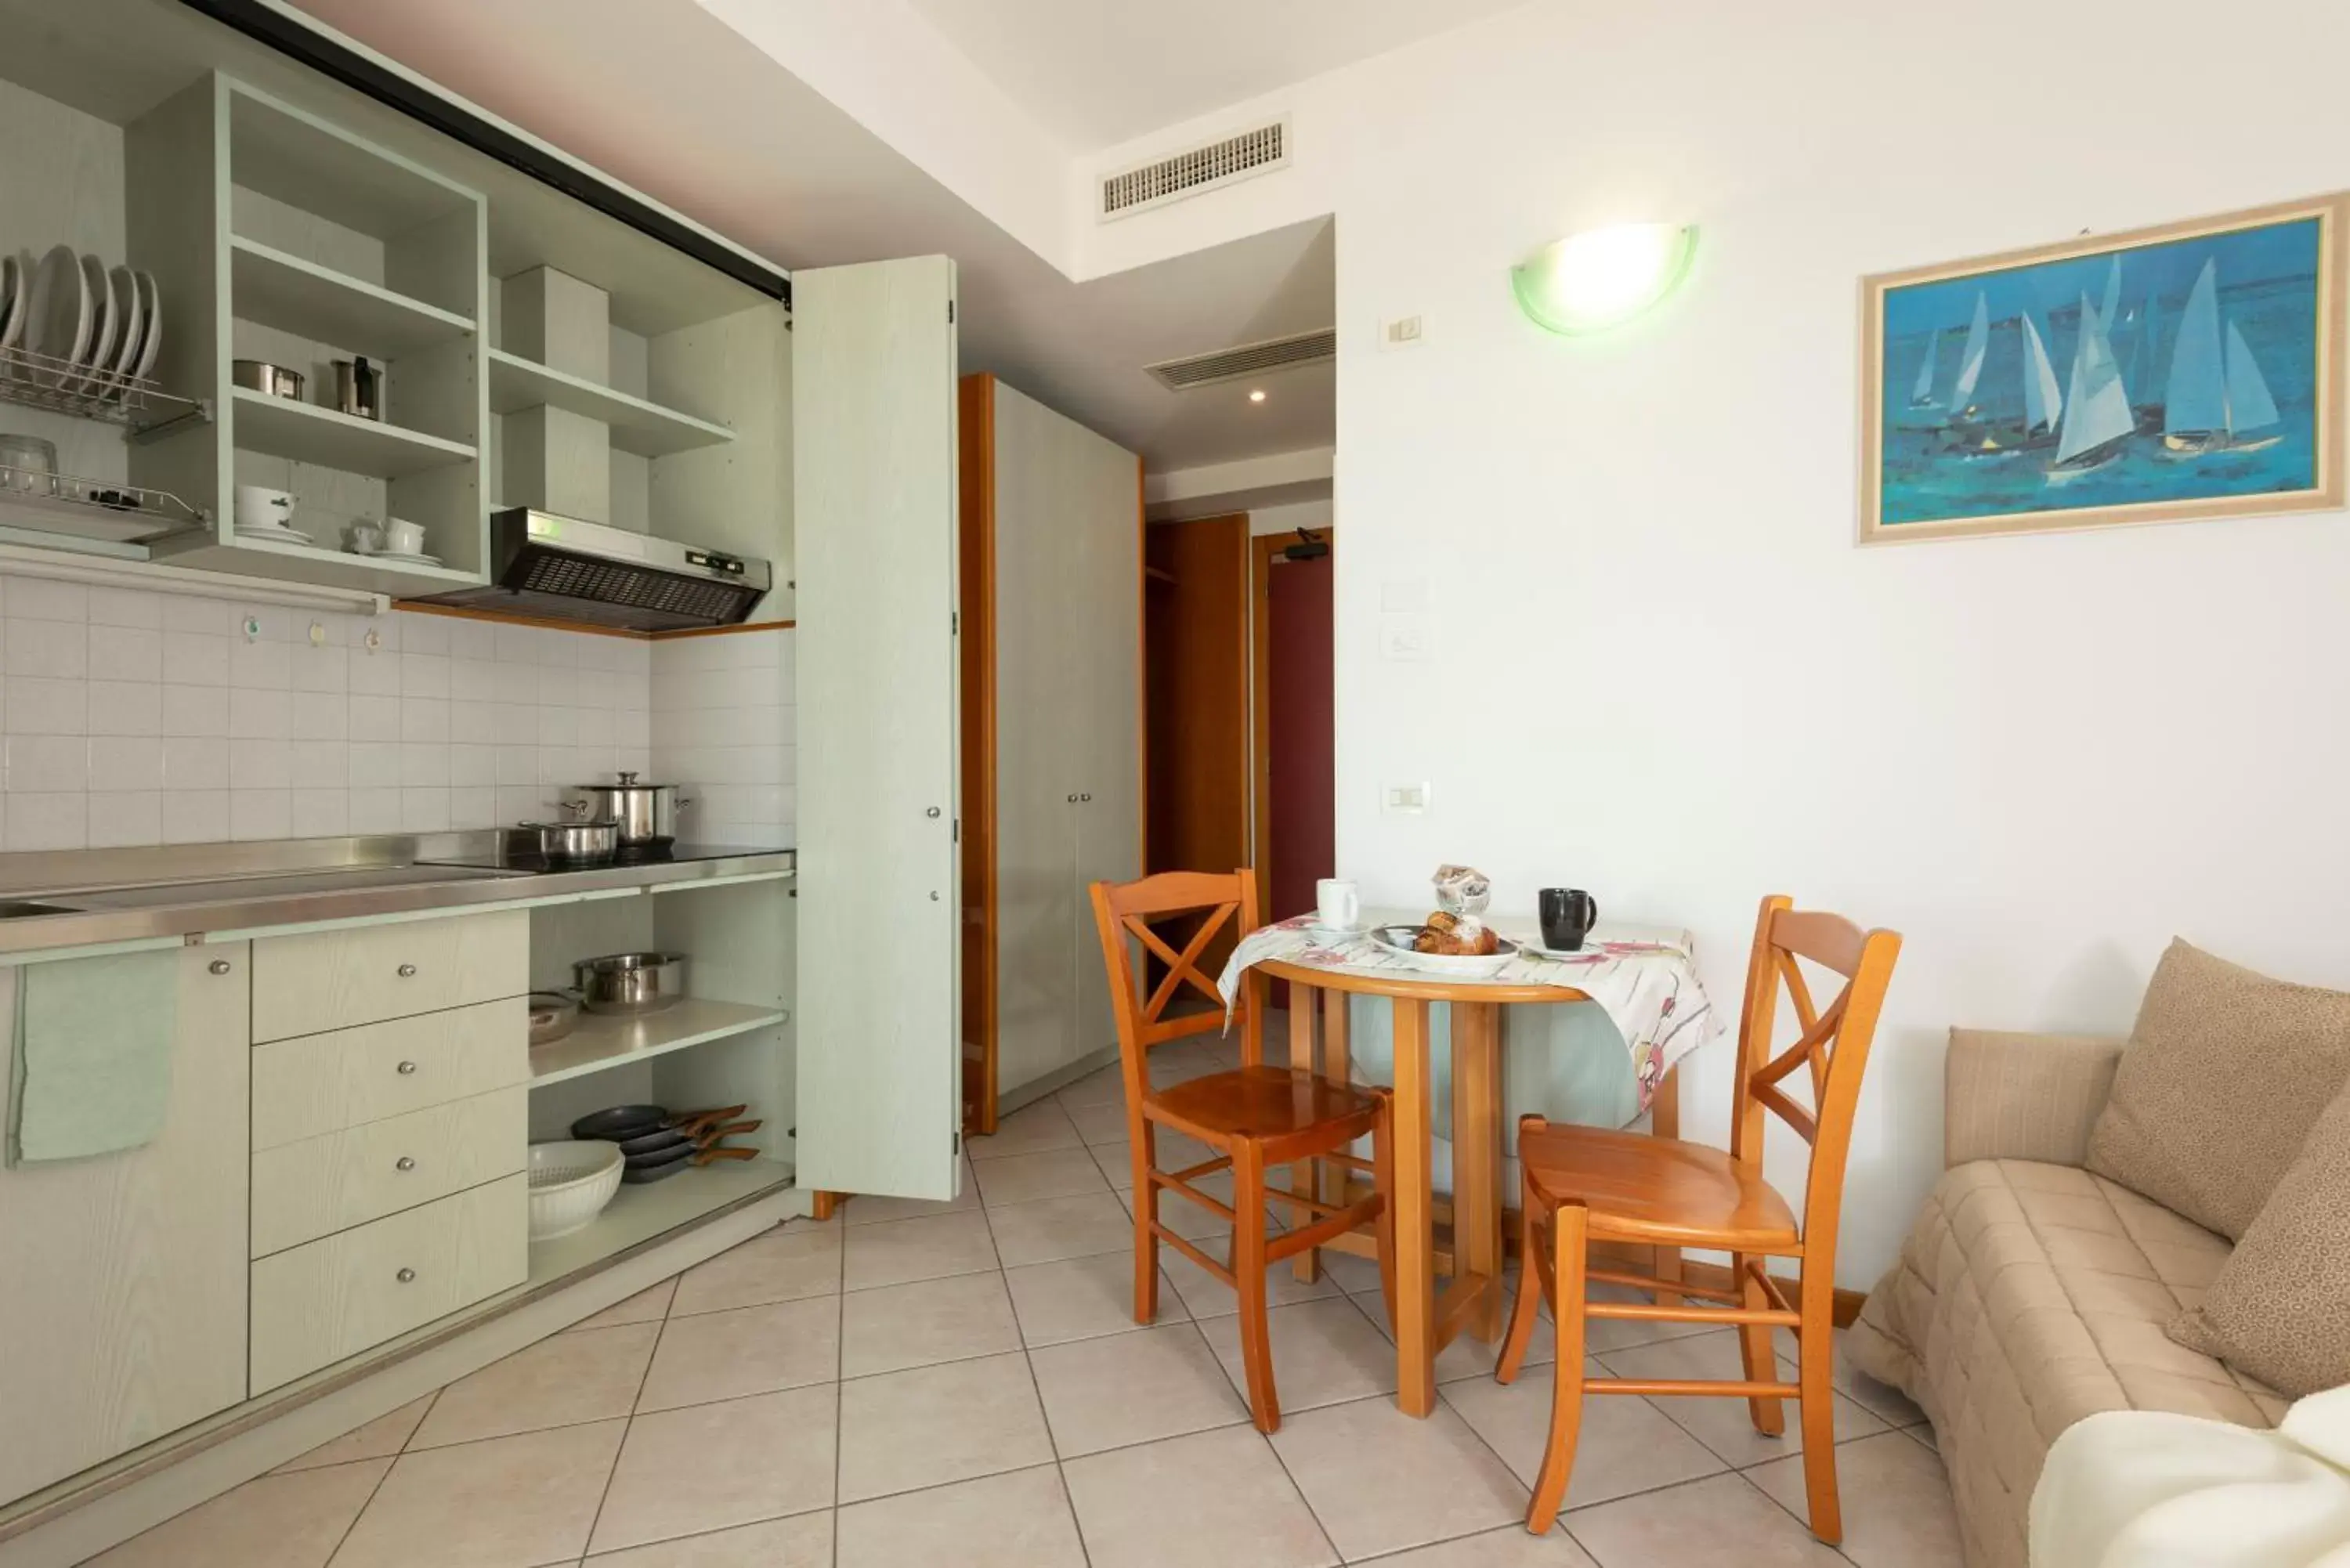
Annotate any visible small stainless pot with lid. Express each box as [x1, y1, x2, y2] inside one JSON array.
[[516, 805, 620, 863], [568, 771, 688, 847]]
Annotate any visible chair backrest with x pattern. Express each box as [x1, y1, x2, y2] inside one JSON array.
[[1726, 894, 1902, 1259], [1088, 870, 1264, 1103]]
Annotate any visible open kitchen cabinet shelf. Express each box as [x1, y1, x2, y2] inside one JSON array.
[[528, 998, 789, 1088], [486, 349, 734, 457], [522, 879, 795, 1197]]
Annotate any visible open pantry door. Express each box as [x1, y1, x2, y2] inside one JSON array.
[[793, 256, 963, 1201]]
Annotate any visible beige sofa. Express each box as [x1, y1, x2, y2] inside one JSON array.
[[1849, 1028, 2286, 1568]]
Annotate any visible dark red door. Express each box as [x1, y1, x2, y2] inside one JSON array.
[[1266, 554, 1336, 926]]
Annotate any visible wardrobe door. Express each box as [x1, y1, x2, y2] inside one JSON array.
[[794, 256, 963, 1201], [992, 384, 1080, 1095], [1071, 434, 1143, 1065]]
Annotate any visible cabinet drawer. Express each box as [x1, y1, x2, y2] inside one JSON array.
[[251, 999, 526, 1150], [253, 909, 529, 1043], [251, 1088, 525, 1258], [250, 1173, 526, 1395]]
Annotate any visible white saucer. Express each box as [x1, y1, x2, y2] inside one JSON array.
[[1520, 938, 1600, 960], [1303, 921, 1369, 941], [236, 524, 314, 545], [366, 549, 443, 567]]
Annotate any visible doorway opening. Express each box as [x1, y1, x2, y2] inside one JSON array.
[[1141, 518, 1336, 1011]]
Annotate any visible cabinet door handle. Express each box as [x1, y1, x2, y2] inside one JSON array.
[[396, 963, 418, 978], [395, 1267, 417, 1284], [396, 1060, 418, 1075], [208, 959, 232, 975], [394, 1156, 417, 1172]]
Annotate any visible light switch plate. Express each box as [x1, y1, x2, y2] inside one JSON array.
[[1379, 612, 1434, 661], [1383, 782, 1431, 815]]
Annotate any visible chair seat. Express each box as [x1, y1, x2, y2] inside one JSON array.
[[1149, 1064, 1381, 1147], [1520, 1123, 1800, 1252]]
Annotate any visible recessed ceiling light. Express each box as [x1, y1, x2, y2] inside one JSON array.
[[1248, 388, 1267, 403]]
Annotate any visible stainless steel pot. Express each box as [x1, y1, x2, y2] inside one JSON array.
[[231, 359, 306, 399], [568, 771, 688, 847], [572, 951, 688, 1014], [519, 816, 620, 863]]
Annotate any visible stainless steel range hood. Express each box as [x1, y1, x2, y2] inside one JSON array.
[[406, 509, 772, 632]]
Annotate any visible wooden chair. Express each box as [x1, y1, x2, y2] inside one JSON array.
[[1495, 894, 1902, 1541], [1088, 869, 1396, 1433]]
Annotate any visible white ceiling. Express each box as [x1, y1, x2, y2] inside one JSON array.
[[905, 0, 1534, 150], [283, 0, 1336, 471]]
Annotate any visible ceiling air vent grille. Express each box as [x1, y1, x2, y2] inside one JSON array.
[[1101, 118, 1289, 221], [1144, 327, 1337, 392]]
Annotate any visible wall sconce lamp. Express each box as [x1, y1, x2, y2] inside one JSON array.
[[1511, 222, 1697, 335]]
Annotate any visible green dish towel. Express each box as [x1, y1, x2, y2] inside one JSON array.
[[8, 951, 180, 1165]]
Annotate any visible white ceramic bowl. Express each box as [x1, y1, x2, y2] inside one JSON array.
[[527, 1140, 624, 1241]]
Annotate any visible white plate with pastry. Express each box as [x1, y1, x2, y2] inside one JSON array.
[[1368, 923, 1519, 978]]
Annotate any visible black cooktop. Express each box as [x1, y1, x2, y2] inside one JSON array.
[[417, 842, 787, 875]]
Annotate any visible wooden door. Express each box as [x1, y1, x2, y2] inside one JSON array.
[[0, 944, 251, 1501], [793, 256, 963, 1201], [1143, 515, 1251, 997], [1266, 551, 1336, 925]]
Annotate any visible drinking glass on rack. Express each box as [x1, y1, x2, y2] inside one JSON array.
[[0, 434, 58, 497]]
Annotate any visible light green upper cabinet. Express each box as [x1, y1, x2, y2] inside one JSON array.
[[136, 75, 494, 595]]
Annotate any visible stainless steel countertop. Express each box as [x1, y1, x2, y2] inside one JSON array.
[[0, 834, 795, 956]]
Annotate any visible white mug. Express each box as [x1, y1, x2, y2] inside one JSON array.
[[1314, 878, 1361, 930], [382, 517, 426, 555]]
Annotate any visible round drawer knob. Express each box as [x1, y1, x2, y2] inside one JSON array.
[[395, 1267, 417, 1284], [208, 959, 232, 975], [394, 1156, 417, 1172], [396, 963, 418, 978], [396, 1060, 418, 1075]]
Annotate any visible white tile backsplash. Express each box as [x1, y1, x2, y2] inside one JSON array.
[[649, 627, 794, 847], [0, 580, 690, 852]]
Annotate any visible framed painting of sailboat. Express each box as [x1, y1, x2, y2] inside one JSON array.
[[1860, 193, 2347, 543]]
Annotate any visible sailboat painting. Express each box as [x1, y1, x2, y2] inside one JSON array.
[[1860, 195, 2345, 542]]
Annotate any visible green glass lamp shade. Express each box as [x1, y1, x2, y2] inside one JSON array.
[[1511, 222, 1697, 335]]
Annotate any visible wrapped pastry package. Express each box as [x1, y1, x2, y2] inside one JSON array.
[[1431, 864, 1492, 943]]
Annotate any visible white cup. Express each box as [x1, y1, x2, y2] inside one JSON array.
[[233, 485, 292, 529], [382, 517, 426, 555], [1314, 878, 1361, 930]]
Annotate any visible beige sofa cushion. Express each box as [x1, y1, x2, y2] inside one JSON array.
[[2171, 1076, 2350, 1397], [2086, 940, 2350, 1241], [1850, 1159, 2282, 1568]]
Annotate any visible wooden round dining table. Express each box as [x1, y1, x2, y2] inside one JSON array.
[[1252, 956, 1599, 1418]]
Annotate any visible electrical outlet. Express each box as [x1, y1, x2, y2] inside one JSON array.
[[1381, 314, 1424, 349], [1384, 782, 1431, 815]]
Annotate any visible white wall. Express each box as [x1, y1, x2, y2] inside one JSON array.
[[1084, 0, 2350, 1284]]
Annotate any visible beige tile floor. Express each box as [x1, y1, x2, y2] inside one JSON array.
[[87, 1039, 1964, 1567]]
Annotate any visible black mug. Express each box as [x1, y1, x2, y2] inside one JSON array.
[[1538, 888, 1600, 951]]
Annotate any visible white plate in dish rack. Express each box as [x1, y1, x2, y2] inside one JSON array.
[[1368, 924, 1518, 978]]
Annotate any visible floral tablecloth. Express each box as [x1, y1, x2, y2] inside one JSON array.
[[1217, 912, 1724, 1115]]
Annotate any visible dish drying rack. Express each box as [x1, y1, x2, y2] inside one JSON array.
[[0, 344, 215, 543], [0, 342, 212, 440], [0, 464, 211, 544]]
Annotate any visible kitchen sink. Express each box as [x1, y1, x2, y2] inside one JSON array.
[[0, 901, 84, 919]]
